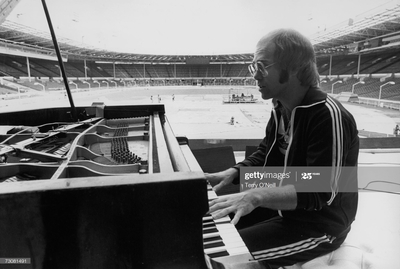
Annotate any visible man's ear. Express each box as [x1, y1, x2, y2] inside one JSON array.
[[279, 70, 289, 84]]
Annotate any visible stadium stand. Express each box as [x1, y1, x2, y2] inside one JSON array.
[[2, 52, 400, 102]]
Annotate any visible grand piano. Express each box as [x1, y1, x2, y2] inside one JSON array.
[[0, 103, 257, 269], [0, 1, 259, 267]]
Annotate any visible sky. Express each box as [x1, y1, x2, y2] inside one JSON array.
[[5, 0, 400, 55]]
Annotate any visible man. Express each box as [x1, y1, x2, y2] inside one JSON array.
[[207, 28, 359, 268]]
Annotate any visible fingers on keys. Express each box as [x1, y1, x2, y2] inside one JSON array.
[[208, 199, 237, 222], [230, 211, 242, 225]]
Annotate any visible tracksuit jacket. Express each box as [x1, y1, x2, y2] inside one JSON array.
[[233, 86, 359, 238]]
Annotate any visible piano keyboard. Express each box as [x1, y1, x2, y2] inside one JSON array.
[[203, 184, 253, 262]]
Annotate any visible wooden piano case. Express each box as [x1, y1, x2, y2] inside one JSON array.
[[0, 104, 209, 269]]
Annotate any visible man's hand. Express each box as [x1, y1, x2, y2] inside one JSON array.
[[208, 191, 259, 225], [208, 185, 298, 225], [205, 167, 238, 193]]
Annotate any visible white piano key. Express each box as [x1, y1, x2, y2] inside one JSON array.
[[203, 185, 251, 259]]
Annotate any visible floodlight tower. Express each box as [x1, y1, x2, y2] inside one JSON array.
[[379, 81, 395, 104], [331, 81, 342, 94], [351, 81, 365, 94]]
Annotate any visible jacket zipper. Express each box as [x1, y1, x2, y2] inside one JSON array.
[[262, 109, 279, 168], [277, 100, 325, 217]]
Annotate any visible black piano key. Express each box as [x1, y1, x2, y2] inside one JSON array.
[[204, 241, 225, 249], [214, 219, 231, 225], [203, 222, 215, 228], [203, 227, 218, 234], [203, 218, 214, 224], [203, 235, 223, 243], [207, 251, 230, 259], [202, 222, 217, 229], [203, 218, 231, 226], [203, 218, 214, 223]]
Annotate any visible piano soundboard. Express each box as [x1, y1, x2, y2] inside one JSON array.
[[0, 103, 260, 269]]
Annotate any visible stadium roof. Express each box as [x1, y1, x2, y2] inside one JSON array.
[[0, 20, 252, 63], [310, 3, 400, 56], [1, 3, 400, 63]]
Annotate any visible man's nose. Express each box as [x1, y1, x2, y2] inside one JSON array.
[[253, 70, 263, 81]]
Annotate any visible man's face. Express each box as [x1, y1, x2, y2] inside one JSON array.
[[252, 41, 287, 100]]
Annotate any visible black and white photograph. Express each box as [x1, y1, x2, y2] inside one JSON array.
[[0, 0, 399, 268]]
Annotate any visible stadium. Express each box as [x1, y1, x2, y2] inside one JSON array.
[[0, 0, 400, 268]]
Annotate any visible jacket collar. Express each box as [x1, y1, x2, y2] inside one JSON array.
[[300, 86, 327, 106], [272, 86, 327, 109]]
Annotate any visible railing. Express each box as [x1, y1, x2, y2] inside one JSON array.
[[353, 97, 400, 111]]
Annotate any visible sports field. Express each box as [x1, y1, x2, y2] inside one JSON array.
[[3, 85, 399, 139]]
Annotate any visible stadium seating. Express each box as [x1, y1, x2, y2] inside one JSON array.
[[1, 44, 400, 103]]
